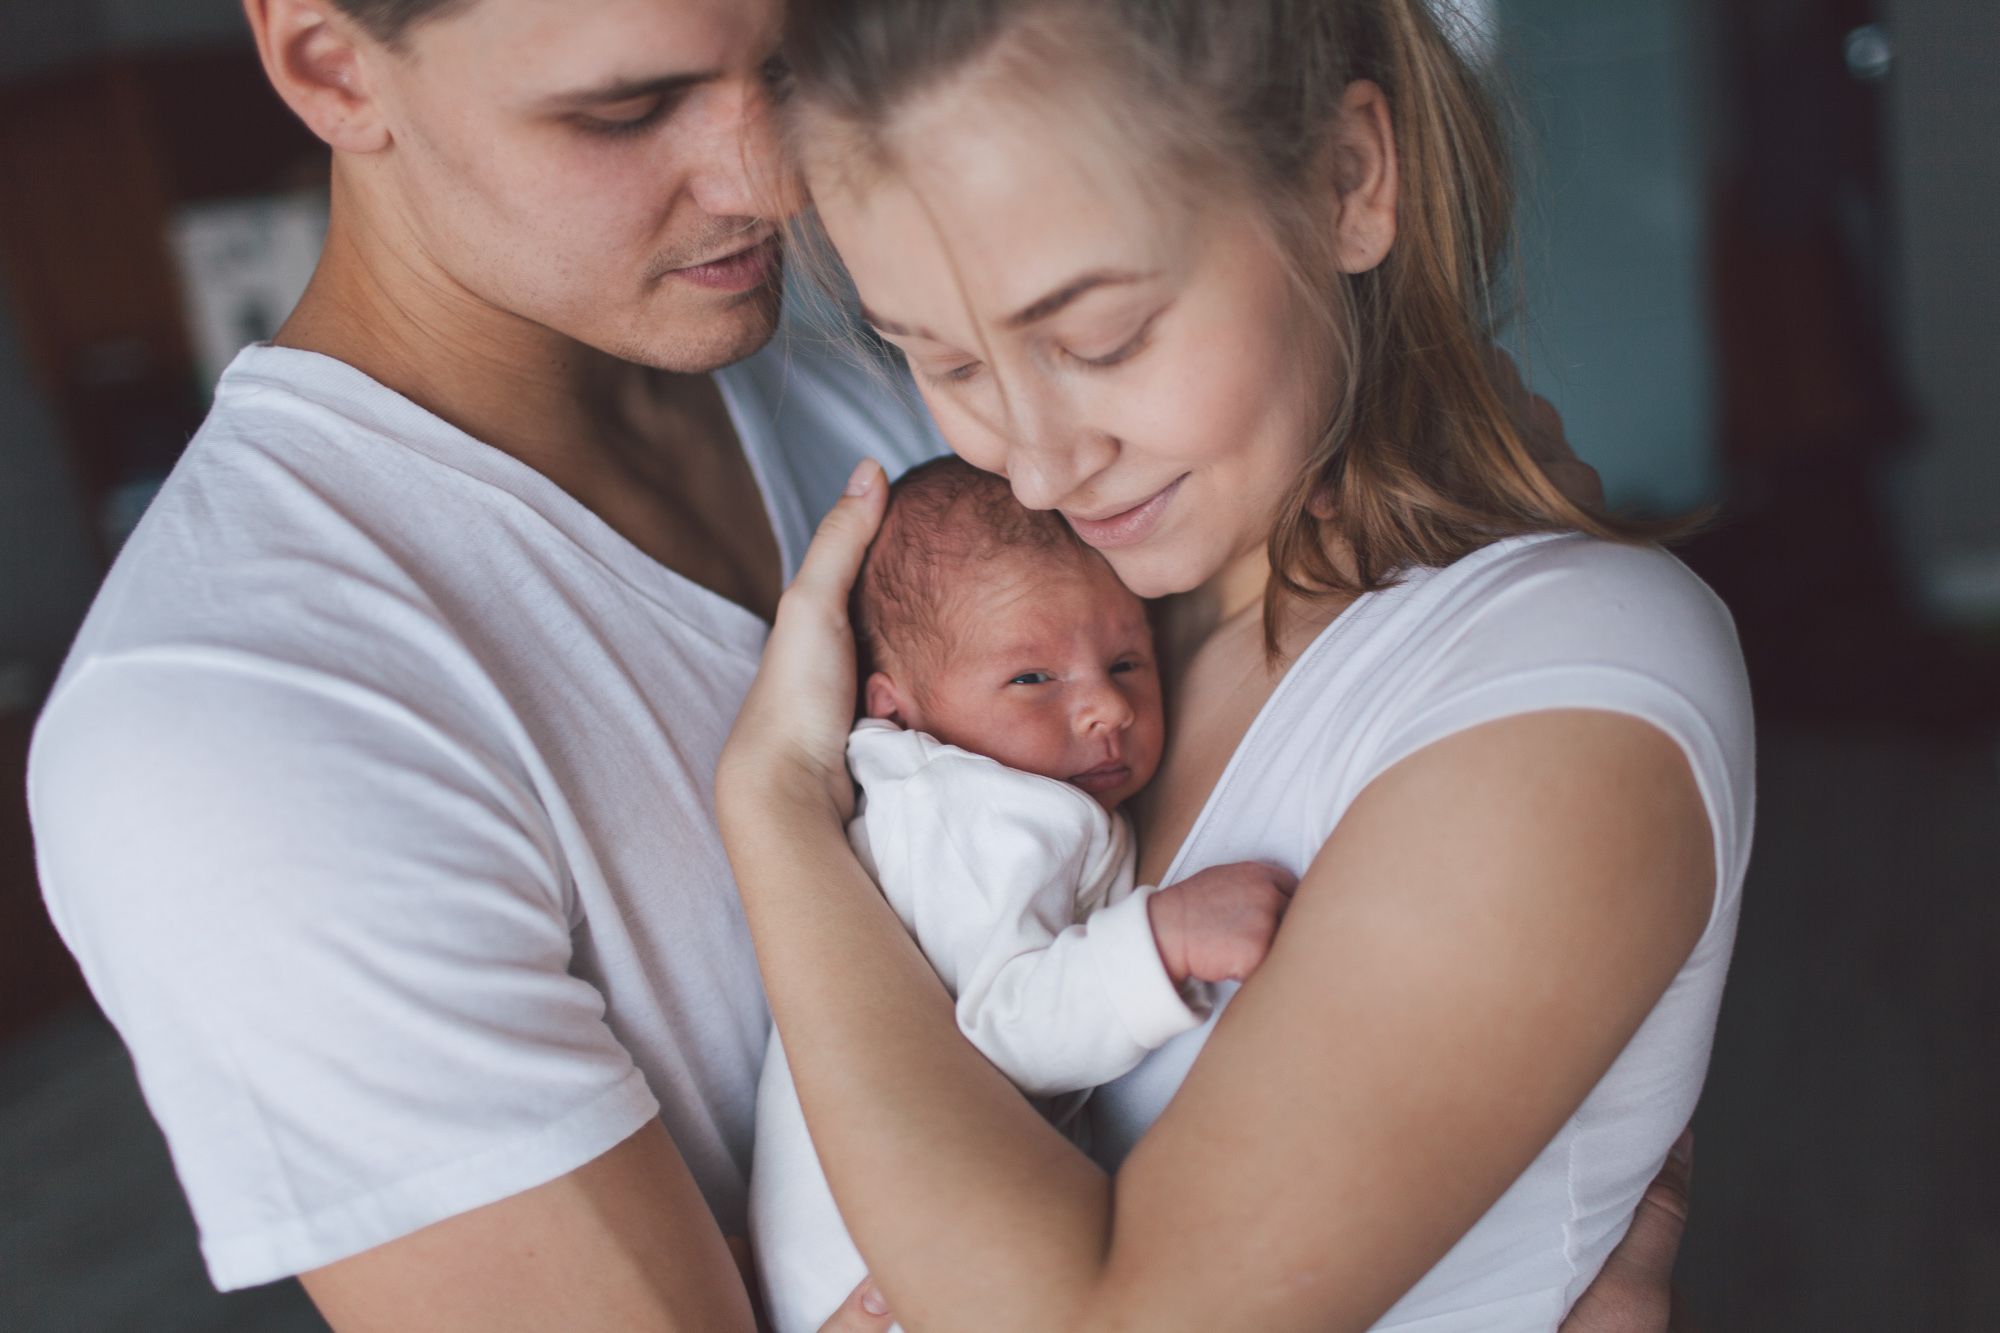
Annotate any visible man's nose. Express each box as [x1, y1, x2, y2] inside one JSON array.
[[687, 80, 794, 221]]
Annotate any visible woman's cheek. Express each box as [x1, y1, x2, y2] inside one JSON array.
[[925, 391, 1011, 478]]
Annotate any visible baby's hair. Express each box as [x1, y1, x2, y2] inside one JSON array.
[[853, 456, 1096, 687]]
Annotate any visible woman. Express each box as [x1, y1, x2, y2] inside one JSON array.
[[722, 0, 1749, 1328]]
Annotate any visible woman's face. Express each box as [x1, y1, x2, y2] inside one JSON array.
[[809, 79, 1328, 600]]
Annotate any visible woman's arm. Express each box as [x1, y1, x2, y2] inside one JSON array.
[[719, 464, 1712, 1332]]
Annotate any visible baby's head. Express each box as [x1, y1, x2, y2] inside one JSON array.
[[855, 457, 1163, 810]]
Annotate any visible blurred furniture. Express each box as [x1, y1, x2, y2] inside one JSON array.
[[0, 45, 323, 560]]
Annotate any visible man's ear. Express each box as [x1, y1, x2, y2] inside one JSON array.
[[243, 0, 392, 154], [1326, 79, 1400, 276], [864, 671, 921, 730]]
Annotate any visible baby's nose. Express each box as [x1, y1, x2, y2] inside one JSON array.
[[1078, 678, 1135, 734]]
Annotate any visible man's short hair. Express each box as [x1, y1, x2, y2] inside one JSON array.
[[334, 0, 476, 45]]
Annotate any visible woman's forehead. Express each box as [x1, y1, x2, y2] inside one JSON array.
[[810, 81, 1195, 344]]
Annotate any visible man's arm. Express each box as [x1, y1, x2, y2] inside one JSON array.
[[303, 1124, 904, 1332], [302, 1124, 757, 1332]]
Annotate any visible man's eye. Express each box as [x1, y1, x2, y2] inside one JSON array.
[[760, 52, 793, 97], [1009, 671, 1054, 686]]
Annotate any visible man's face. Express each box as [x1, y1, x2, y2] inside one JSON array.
[[360, 0, 790, 371]]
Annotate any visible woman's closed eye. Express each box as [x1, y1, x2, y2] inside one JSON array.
[[920, 358, 984, 387], [575, 95, 674, 139], [1066, 310, 1164, 370]]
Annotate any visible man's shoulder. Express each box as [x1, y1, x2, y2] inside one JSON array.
[[54, 348, 536, 725]]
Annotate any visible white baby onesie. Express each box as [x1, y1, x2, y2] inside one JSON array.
[[749, 719, 1204, 1333]]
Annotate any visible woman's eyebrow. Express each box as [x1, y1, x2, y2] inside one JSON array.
[[537, 70, 713, 111], [862, 269, 1158, 344], [1002, 269, 1157, 330]]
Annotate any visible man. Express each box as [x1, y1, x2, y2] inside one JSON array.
[[28, 1, 1689, 1327]]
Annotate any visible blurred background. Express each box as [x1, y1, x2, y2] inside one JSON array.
[[1, 0, 1993, 1328]]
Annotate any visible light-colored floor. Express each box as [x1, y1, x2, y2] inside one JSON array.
[[3, 724, 1996, 1330]]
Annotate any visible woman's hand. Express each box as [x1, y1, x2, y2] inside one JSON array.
[[727, 1236, 895, 1333], [1559, 1129, 1697, 1333], [717, 459, 890, 833]]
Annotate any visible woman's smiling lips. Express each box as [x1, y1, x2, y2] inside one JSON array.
[[1069, 762, 1133, 795], [1063, 475, 1188, 550]]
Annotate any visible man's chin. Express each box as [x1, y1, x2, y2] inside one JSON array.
[[607, 280, 785, 374]]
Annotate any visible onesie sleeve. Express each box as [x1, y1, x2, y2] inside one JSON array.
[[864, 752, 1202, 1097], [28, 651, 660, 1290]]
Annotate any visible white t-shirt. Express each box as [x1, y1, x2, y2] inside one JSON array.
[[27, 326, 941, 1290], [1091, 533, 1754, 1332], [751, 721, 1202, 1333]]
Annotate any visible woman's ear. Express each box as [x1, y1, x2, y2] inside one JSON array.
[[864, 671, 921, 730], [243, 0, 392, 154], [1326, 80, 1400, 275]]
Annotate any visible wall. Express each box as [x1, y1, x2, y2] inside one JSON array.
[[1880, 0, 2000, 621], [1500, 0, 1719, 512], [0, 277, 99, 697], [0, 0, 246, 82], [0, 0, 250, 693]]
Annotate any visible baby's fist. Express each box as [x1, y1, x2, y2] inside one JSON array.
[[1147, 861, 1296, 986]]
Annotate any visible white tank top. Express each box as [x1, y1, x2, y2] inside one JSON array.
[[1090, 532, 1754, 1332]]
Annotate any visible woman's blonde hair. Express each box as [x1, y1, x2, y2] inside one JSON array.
[[781, 0, 1688, 651]]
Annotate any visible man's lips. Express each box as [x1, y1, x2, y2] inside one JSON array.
[[1063, 474, 1188, 550], [667, 234, 779, 292], [1069, 762, 1133, 794]]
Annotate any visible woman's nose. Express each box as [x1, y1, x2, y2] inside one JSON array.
[[1000, 388, 1117, 512]]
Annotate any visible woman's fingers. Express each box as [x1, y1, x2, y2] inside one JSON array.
[[787, 459, 889, 612], [816, 1277, 894, 1332], [1557, 1129, 1694, 1333], [718, 459, 890, 824]]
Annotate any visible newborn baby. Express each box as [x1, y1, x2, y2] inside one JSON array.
[[748, 457, 1291, 1333]]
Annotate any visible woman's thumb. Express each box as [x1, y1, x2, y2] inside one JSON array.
[[817, 1277, 894, 1331], [790, 459, 890, 605]]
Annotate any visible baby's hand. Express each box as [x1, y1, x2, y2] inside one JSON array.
[[1146, 862, 1297, 986]]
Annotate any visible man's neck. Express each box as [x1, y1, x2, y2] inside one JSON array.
[[271, 173, 783, 619], [276, 186, 638, 475]]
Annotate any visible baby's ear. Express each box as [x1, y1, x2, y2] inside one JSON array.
[[864, 671, 915, 728]]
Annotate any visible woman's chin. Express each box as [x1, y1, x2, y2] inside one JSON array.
[[1104, 548, 1212, 602]]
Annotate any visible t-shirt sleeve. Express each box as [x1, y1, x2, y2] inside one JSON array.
[[28, 651, 661, 1290], [1358, 542, 1756, 929]]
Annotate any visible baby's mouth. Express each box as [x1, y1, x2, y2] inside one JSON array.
[[1070, 762, 1132, 795]]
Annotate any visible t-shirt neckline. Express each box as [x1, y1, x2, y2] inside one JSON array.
[[221, 343, 781, 660], [1153, 532, 1574, 886]]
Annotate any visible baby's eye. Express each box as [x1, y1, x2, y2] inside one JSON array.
[[1009, 671, 1054, 686], [1110, 658, 1146, 675]]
